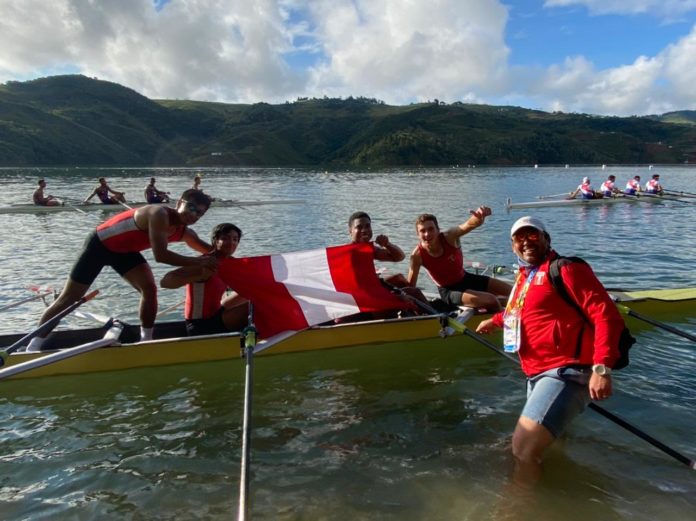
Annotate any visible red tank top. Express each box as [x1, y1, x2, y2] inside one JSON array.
[[185, 273, 227, 320], [418, 233, 466, 287], [96, 207, 186, 253]]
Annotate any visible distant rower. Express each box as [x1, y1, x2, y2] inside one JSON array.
[[645, 174, 663, 195], [32, 179, 62, 206], [84, 177, 127, 205], [144, 177, 170, 204], [568, 177, 598, 199], [599, 175, 621, 197], [625, 175, 642, 195]]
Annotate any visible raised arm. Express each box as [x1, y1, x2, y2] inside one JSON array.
[[443, 206, 491, 244], [407, 247, 423, 287], [374, 234, 406, 262]]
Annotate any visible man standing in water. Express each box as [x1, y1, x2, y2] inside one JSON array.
[[24, 189, 216, 351], [476, 216, 624, 486]]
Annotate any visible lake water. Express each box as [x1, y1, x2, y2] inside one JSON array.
[[0, 166, 695, 520]]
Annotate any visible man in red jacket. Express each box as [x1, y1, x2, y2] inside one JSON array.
[[476, 215, 624, 485]]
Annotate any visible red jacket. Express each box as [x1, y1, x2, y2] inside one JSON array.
[[492, 251, 624, 376]]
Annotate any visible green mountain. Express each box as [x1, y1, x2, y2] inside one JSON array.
[[1, 74, 695, 166]]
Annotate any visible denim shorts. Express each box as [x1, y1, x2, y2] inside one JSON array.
[[520, 366, 591, 438]]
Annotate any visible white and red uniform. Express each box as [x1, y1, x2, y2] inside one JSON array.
[[599, 179, 615, 197], [185, 274, 227, 320], [96, 208, 186, 253], [625, 178, 640, 195], [577, 182, 594, 199], [646, 178, 662, 194]]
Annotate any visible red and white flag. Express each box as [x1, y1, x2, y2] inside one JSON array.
[[217, 243, 409, 338]]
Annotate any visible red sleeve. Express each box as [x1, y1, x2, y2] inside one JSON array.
[[491, 311, 504, 328], [560, 261, 625, 367]]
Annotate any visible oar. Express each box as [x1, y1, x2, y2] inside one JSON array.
[[117, 200, 134, 210], [616, 304, 696, 343], [237, 313, 304, 520], [0, 290, 54, 312], [0, 320, 124, 380], [537, 192, 572, 200], [53, 195, 92, 215], [238, 304, 257, 521], [664, 189, 696, 198], [2, 290, 100, 356], [457, 326, 695, 470], [156, 299, 186, 318]]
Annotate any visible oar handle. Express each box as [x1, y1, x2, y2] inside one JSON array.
[[4, 290, 100, 355]]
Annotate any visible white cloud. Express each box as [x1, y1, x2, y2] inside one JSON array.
[[544, 0, 696, 19], [0, 0, 695, 115], [0, 0, 305, 102], [303, 0, 510, 103]]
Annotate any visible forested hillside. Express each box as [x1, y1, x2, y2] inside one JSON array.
[[1, 75, 695, 166]]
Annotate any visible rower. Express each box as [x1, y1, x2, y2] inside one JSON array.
[[23, 189, 216, 351], [625, 175, 642, 195], [144, 177, 170, 204], [160, 223, 248, 336], [645, 174, 663, 195], [347, 211, 427, 310], [568, 177, 598, 199], [407, 207, 512, 313], [599, 175, 621, 197], [33, 179, 62, 206], [84, 177, 127, 205]]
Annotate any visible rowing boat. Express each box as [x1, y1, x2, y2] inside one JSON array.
[[0, 309, 489, 380], [1, 286, 693, 381], [505, 193, 680, 210], [0, 199, 304, 215]]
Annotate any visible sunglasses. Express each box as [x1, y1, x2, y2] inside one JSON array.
[[184, 201, 206, 216], [512, 230, 540, 242]]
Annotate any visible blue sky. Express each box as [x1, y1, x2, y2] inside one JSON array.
[[2, 0, 696, 116]]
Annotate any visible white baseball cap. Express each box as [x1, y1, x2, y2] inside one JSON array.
[[510, 216, 547, 237]]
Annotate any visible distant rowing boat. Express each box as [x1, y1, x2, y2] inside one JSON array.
[[0, 199, 304, 215], [505, 193, 677, 210], [1, 286, 693, 380]]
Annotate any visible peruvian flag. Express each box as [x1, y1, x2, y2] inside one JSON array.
[[217, 243, 410, 338]]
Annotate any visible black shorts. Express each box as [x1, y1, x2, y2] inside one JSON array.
[[70, 232, 147, 285], [185, 308, 231, 336], [438, 273, 491, 307]]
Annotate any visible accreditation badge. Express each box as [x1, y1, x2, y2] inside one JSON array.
[[503, 309, 521, 353]]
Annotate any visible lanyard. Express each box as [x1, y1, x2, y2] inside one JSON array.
[[504, 267, 538, 318]]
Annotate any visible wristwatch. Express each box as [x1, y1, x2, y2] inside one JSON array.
[[592, 364, 612, 376]]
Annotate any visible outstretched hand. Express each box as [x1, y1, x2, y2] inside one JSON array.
[[475, 317, 498, 334], [469, 205, 492, 224]]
